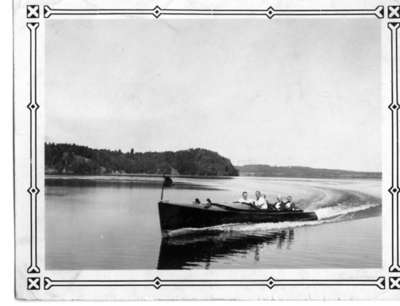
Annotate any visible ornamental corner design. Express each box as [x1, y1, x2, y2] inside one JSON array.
[[27, 277, 40, 290], [27, 4, 40, 18], [388, 6, 400, 19]]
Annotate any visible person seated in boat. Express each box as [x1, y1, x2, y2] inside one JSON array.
[[254, 191, 268, 209], [284, 195, 295, 211], [193, 198, 201, 205], [234, 191, 254, 206], [204, 198, 212, 209], [274, 196, 283, 211]]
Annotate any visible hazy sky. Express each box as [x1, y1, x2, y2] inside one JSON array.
[[45, 18, 381, 171]]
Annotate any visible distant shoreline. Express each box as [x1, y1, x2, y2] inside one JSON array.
[[45, 142, 381, 180], [45, 143, 238, 177], [236, 164, 381, 180], [45, 173, 382, 180]]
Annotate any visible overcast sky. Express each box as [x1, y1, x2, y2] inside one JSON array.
[[45, 18, 381, 172]]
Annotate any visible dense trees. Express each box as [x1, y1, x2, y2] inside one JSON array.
[[45, 143, 239, 176]]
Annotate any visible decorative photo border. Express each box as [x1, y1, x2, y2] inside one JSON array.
[[20, 0, 400, 297]]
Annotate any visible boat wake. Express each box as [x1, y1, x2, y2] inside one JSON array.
[[165, 182, 381, 237]]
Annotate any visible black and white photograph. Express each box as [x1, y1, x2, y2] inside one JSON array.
[[44, 14, 382, 271], [13, 0, 400, 300]]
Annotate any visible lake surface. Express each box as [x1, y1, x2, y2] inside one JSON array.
[[45, 175, 381, 269]]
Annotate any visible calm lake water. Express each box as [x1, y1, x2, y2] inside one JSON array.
[[45, 175, 381, 269]]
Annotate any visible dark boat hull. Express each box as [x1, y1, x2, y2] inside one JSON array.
[[158, 201, 318, 233]]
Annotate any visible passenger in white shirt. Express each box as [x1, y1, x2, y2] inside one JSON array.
[[254, 191, 267, 209], [274, 196, 283, 211], [235, 191, 254, 206], [285, 195, 295, 210]]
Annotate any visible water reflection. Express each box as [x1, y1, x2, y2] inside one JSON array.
[[157, 229, 294, 269]]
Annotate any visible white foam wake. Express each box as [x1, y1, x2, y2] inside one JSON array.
[[314, 203, 379, 220]]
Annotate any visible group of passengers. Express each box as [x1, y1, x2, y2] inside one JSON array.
[[234, 191, 296, 211]]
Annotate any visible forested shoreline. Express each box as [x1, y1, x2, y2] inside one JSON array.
[[45, 143, 239, 176], [45, 143, 381, 179]]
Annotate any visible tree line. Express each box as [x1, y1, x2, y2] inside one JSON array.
[[45, 143, 239, 176]]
